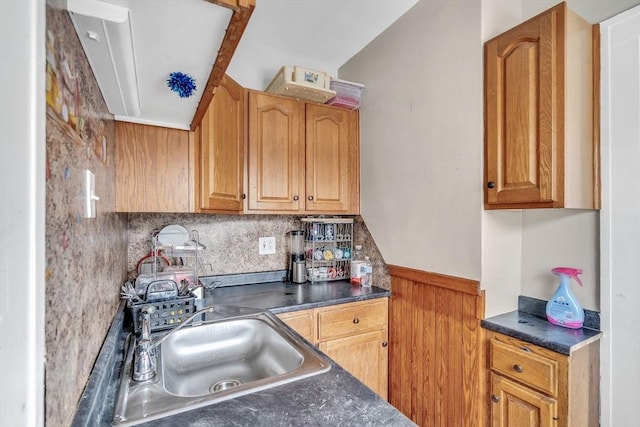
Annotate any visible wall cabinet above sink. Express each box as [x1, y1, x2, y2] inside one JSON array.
[[115, 84, 361, 215], [246, 91, 360, 214]]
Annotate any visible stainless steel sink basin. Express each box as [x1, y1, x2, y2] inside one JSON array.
[[113, 310, 330, 426]]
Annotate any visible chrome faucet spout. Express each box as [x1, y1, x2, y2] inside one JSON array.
[[132, 305, 215, 382]]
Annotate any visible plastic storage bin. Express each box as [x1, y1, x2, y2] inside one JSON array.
[[326, 79, 365, 110], [266, 66, 336, 103]]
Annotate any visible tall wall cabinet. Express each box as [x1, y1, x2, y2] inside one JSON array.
[[484, 2, 597, 209], [195, 74, 245, 213], [246, 91, 360, 214]]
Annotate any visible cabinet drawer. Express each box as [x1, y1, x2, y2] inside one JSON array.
[[317, 299, 388, 341], [490, 339, 558, 396]]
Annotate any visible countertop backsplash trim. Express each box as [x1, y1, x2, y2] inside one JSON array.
[[518, 295, 600, 331]]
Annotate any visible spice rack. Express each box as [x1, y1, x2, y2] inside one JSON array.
[[301, 217, 353, 282]]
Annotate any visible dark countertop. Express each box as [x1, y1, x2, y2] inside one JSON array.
[[207, 278, 390, 314], [73, 273, 410, 427], [481, 296, 602, 355]]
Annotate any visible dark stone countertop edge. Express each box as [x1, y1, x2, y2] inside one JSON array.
[[481, 311, 602, 356], [269, 289, 391, 314], [72, 278, 401, 426]]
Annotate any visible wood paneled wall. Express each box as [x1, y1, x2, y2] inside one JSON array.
[[388, 265, 486, 427]]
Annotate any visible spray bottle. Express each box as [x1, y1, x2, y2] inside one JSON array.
[[546, 267, 585, 329]]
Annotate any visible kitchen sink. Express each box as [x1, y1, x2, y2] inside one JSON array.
[[113, 309, 330, 426]]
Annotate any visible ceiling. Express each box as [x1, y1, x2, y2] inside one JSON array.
[[68, 0, 418, 130]]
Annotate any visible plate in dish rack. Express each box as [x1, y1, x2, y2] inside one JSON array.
[[157, 224, 189, 247]]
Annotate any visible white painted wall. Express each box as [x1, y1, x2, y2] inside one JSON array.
[[521, 210, 600, 309], [522, 0, 640, 23], [514, 0, 640, 312], [600, 5, 640, 425], [480, 0, 525, 317], [339, 0, 634, 317], [0, 0, 46, 425], [339, 0, 483, 281]]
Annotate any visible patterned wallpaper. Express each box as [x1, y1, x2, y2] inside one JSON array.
[[45, 4, 128, 426]]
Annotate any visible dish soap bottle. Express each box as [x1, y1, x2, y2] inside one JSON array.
[[546, 267, 585, 329]]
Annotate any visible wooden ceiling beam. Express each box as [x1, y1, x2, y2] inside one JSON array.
[[191, 0, 255, 131]]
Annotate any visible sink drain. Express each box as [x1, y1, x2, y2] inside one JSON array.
[[210, 379, 243, 393]]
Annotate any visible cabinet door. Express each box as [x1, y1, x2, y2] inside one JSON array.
[[484, 4, 563, 208], [491, 373, 557, 427], [247, 92, 304, 211], [277, 309, 315, 343], [198, 74, 244, 213], [305, 104, 359, 213], [115, 122, 193, 212], [319, 330, 388, 399]]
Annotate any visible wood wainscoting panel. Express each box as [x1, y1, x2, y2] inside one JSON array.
[[388, 265, 486, 427]]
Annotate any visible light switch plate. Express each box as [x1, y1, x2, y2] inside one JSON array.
[[83, 170, 100, 218]]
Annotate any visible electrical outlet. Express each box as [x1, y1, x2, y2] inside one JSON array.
[[259, 237, 276, 255]]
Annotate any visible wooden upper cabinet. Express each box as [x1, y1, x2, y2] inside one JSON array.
[[305, 104, 359, 213], [484, 2, 596, 209], [246, 90, 360, 214], [115, 122, 194, 213], [196, 74, 245, 213], [247, 91, 305, 211]]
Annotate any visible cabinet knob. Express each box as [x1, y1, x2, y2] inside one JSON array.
[[513, 364, 524, 373], [382, 341, 388, 347], [308, 195, 314, 201], [487, 181, 495, 189], [353, 318, 360, 324], [293, 195, 299, 201], [241, 193, 246, 200], [491, 394, 500, 403]]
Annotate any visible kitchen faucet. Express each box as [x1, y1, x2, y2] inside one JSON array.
[[133, 304, 215, 382]]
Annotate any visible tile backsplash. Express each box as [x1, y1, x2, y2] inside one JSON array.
[[128, 214, 390, 289]]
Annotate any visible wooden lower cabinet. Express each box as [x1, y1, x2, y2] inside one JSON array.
[[491, 373, 557, 427], [276, 309, 315, 343], [277, 298, 388, 399], [487, 331, 600, 427], [319, 329, 388, 399]]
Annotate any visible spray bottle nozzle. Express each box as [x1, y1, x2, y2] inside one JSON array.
[[551, 267, 583, 287]]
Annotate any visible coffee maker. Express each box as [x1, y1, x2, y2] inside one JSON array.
[[288, 230, 306, 283]]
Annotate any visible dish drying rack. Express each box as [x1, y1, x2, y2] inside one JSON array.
[[125, 228, 207, 333], [302, 217, 353, 283]]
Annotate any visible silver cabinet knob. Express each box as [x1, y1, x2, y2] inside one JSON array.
[[293, 195, 299, 201], [308, 195, 314, 201]]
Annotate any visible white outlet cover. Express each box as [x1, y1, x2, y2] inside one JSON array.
[[259, 237, 276, 255]]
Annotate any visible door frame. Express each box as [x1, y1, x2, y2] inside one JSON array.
[[599, 4, 640, 426]]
